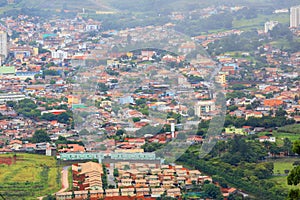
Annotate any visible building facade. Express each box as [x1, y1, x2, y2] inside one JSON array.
[[0, 31, 8, 63], [290, 5, 300, 28], [194, 100, 216, 117], [264, 21, 278, 33]]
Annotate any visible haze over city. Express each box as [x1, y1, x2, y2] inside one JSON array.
[[0, 1, 299, 200]]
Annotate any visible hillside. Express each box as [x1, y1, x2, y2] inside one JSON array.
[[102, 0, 299, 12], [2, 0, 300, 14], [0, 0, 116, 14]]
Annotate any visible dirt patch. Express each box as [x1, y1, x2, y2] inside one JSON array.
[[0, 155, 23, 165]]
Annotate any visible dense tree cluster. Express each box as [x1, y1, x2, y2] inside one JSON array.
[[224, 115, 295, 129], [7, 99, 41, 119], [207, 31, 265, 55], [31, 129, 51, 143], [178, 137, 286, 199], [287, 141, 300, 199]]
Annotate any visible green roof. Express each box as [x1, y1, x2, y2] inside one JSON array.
[[72, 104, 87, 109], [0, 66, 15, 74]]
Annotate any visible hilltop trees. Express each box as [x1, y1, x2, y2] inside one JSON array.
[[287, 140, 300, 199], [202, 183, 223, 200], [31, 129, 51, 143]]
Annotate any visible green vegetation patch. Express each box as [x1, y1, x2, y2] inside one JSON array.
[[272, 158, 299, 175], [278, 124, 300, 134], [233, 13, 289, 30], [269, 158, 300, 190], [0, 153, 61, 200]]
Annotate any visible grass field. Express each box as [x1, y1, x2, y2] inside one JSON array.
[[270, 39, 292, 49], [272, 157, 299, 174], [0, 153, 61, 200], [233, 13, 289, 31], [269, 176, 298, 190], [269, 158, 300, 189], [278, 124, 300, 134], [257, 130, 300, 146]]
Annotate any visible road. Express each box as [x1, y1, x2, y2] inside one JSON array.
[[37, 166, 70, 200], [107, 163, 116, 187], [56, 166, 70, 194]]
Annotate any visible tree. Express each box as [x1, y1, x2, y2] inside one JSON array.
[[288, 166, 300, 186], [6, 101, 17, 108], [113, 168, 119, 177], [287, 141, 300, 199], [41, 113, 56, 121], [142, 142, 163, 152], [275, 108, 287, 117], [42, 195, 56, 200], [202, 184, 223, 199], [292, 140, 300, 155], [187, 108, 195, 116], [283, 138, 293, 155], [25, 77, 32, 83], [87, 189, 91, 200], [57, 112, 71, 124], [132, 117, 141, 123], [228, 105, 238, 112], [31, 129, 51, 143], [97, 82, 109, 92], [99, 144, 107, 151], [71, 191, 75, 199], [288, 189, 300, 200], [116, 129, 125, 136], [55, 136, 68, 145], [79, 129, 89, 135], [228, 193, 244, 200]]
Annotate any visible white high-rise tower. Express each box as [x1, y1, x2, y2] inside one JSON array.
[[0, 31, 7, 59], [290, 5, 300, 28]]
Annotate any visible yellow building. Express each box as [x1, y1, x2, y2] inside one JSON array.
[[216, 74, 227, 85], [33, 47, 39, 56], [67, 95, 81, 105], [126, 52, 133, 58], [225, 126, 246, 135], [107, 59, 120, 66]]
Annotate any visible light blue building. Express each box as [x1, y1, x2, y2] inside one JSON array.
[[118, 96, 134, 105], [58, 152, 160, 163]]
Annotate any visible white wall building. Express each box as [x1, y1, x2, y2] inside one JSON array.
[[51, 50, 68, 60], [264, 21, 278, 33], [194, 100, 216, 117], [290, 5, 300, 28], [0, 31, 8, 63]]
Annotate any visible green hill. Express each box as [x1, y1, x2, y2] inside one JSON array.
[[0, 0, 116, 14], [2, 0, 300, 14]]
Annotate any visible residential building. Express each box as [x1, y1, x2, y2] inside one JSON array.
[[194, 100, 216, 117], [51, 49, 68, 60], [0, 31, 7, 63], [290, 5, 300, 28], [264, 21, 278, 33], [225, 126, 247, 135], [0, 66, 15, 76], [258, 136, 276, 143], [216, 74, 227, 85], [0, 93, 26, 104]]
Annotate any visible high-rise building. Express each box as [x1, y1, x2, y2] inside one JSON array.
[[194, 100, 216, 117], [264, 21, 278, 33], [290, 5, 300, 28], [0, 31, 8, 62]]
